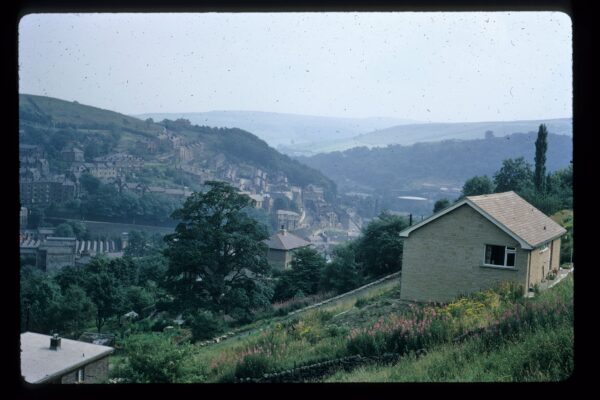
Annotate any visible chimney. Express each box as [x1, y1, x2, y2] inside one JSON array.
[[409, 214, 413, 226], [50, 333, 61, 350], [280, 225, 286, 235]]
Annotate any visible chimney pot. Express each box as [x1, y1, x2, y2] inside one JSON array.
[[50, 334, 61, 350]]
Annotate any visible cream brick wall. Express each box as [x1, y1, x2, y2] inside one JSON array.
[[400, 204, 529, 303], [527, 237, 562, 287]]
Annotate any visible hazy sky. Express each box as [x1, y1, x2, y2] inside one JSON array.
[[19, 12, 572, 122]]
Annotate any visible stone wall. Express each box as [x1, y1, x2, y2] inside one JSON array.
[[400, 204, 528, 303]]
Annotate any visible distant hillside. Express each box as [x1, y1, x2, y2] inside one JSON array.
[[297, 132, 572, 194], [135, 110, 418, 150], [19, 94, 336, 197], [290, 118, 572, 155]]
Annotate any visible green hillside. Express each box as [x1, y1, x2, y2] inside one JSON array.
[[20, 93, 162, 136]]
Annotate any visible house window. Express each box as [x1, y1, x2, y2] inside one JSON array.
[[75, 368, 85, 383], [484, 245, 516, 268], [539, 242, 549, 253]]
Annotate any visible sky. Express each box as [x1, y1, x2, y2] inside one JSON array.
[[18, 12, 572, 123]]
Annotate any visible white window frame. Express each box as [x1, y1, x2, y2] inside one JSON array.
[[483, 244, 517, 269], [539, 242, 549, 253]]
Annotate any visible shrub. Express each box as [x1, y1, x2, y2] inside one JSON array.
[[188, 310, 226, 342], [234, 353, 273, 379], [346, 331, 388, 357], [113, 333, 189, 383], [355, 298, 368, 308]]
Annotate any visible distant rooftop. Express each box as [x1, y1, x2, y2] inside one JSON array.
[[264, 229, 310, 251], [20, 332, 114, 384]]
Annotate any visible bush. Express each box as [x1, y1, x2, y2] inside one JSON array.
[[355, 298, 368, 308], [234, 353, 273, 379], [346, 331, 387, 357], [188, 310, 225, 342], [113, 333, 189, 383]]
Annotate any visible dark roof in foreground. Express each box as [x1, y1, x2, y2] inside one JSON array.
[[264, 230, 311, 251], [400, 191, 566, 249], [20, 332, 114, 383]]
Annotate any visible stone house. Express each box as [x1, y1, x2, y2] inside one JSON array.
[[264, 227, 311, 270], [20, 332, 114, 384], [398, 191, 566, 303], [276, 210, 301, 231]]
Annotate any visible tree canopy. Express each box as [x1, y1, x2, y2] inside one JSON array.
[[162, 181, 271, 320]]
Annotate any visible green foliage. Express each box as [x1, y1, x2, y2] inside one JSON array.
[[234, 353, 273, 380], [54, 222, 75, 237], [355, 211, 407, 277], [461, 175, 494, 198], [273, 247, 327, 301], [163, 181, 271, 320], [534, 124, 548, 193], [493, 157, 534, 193], [52, 285, 97, 337], [188, 310, 226, 342], [354, 298, 368, 308], [27, 207, 45, 229], [433, 198, 450, 213], [320, 242, 364, 294], [124, 286, 155, 315], [113, 333, 190, 383], [80, 173, 102, 195], [20, 266, 63, 333]]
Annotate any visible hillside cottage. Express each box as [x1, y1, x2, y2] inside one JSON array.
[[264, 227, 311, 270], [399, 191, 566, 303]]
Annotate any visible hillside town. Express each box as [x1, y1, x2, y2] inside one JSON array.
[[19, 124, 367, 271]]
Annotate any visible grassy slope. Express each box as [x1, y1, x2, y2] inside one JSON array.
[[325, 275, 574, 382], [20, 93, 162, 135]]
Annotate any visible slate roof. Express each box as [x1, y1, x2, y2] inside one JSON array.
[[400, 191, 566, 249], [264, 230, 311, 251], [467, 191, 567, 248], [20, 332, 114, 384]]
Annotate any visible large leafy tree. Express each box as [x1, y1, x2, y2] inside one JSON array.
[[320, 241, 364, 294], [356, 211, 408, 277], [162, 181, 271, 317], [493, 157, 534, 193], [534, 124, 549, 193]]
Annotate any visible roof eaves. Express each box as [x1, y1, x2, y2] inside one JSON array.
[[399, 199, 468, 237], [530, 229, 568, 248], [29, 347, 114, 384]]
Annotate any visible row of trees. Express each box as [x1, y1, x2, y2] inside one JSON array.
[[20, 253, 168, 336]]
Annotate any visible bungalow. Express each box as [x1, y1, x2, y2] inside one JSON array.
[[398, 191, 566, 303], [264, 227, 311, 270], [20, 332, 114, 384]]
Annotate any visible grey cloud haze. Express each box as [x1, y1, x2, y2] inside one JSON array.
[[19, 12, 571, 123]]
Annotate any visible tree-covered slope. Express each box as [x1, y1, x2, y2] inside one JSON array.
[[297, 133, 572, 193]]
